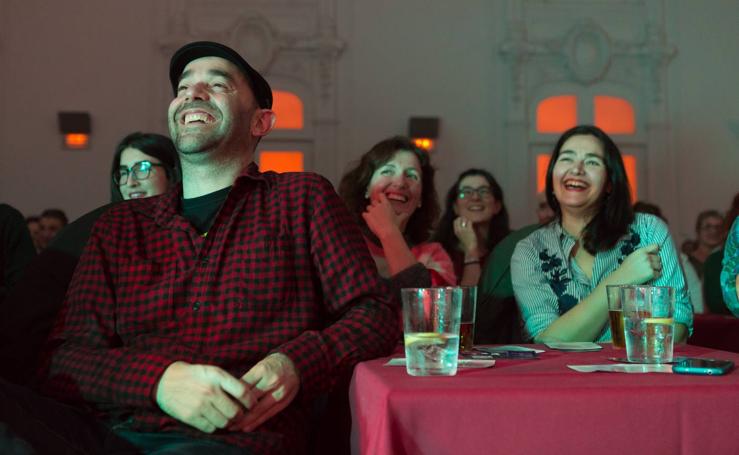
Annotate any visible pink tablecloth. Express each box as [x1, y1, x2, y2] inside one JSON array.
[[350, 344, 739, 455]]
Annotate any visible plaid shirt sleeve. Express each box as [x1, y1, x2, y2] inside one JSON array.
[[275, 176, 399, 397], [40, 211, 177, 409]]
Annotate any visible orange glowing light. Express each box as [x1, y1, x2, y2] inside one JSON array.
[[537, 95, 577, 133], [64, 133, 89, 149], [594, 96, 635, 134], [259, 151, 304, 173], [272, 91, 304, 130], [622, 154, 638, 202], [536, 154, 551, 193], [413, 138, 434, 151]]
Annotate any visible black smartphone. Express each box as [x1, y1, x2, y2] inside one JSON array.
[[672, 358, 735, 376]]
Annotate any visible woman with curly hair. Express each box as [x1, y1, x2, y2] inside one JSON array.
[[338, 136, 455, 295]]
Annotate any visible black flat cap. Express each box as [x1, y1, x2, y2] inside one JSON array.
[[169, 41, 273, 109]]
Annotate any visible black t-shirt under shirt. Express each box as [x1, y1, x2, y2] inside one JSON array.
[[181, 186, 231, 234]]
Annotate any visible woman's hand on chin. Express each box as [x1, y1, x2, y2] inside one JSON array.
[[453, 216, 478, 255], [363, 193, 403, 240]]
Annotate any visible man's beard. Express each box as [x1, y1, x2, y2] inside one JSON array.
[[168, 116, 227, 156], [175, 132, 220, 155]]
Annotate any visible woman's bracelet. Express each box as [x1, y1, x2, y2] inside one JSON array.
[[463, 259, 480, 266]]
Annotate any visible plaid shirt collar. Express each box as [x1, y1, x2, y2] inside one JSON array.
[[136, 161, 271, 229]]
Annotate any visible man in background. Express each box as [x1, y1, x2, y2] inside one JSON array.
[[38, 208, 68, 250]]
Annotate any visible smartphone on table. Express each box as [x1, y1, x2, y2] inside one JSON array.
[[672, 358, 735, 376]]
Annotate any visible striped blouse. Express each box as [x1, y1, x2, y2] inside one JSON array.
[[721, 216, 739, 316], [511, 213, 693, 342]]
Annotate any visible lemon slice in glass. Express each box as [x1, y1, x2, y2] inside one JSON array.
[[644, 317, 674, 325]]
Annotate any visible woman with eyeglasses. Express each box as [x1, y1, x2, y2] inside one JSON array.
[[111, 132, 180, 201], [432, 169, 510, 286], [511, 125, 693, 343], [338, 136, 455, 297]]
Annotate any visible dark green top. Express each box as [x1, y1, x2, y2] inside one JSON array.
[[704, 248, 730, 314], [0, 203, 36, 305]]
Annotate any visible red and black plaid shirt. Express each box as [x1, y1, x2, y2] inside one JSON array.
[[41, 163, 398, 454]]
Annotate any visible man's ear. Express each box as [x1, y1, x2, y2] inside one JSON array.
[[252, 109, 276, 137]]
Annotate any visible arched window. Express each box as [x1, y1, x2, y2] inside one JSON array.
[[593, 96, 635, 134], [258, 90, 306, 173], [536, 95, 577, 133], [272, 90, 304, 130], [258, 151, 304, 173], [536, 154, 550, 194]]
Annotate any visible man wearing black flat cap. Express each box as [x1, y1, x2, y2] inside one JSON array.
[[0, 41, 397, 454]]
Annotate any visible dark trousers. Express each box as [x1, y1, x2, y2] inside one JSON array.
[[0, 379, 250, 454]]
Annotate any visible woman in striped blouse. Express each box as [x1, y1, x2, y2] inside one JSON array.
[[511, 125, 692, 343]]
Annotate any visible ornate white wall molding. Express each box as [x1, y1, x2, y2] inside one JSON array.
[[497, 0, 678, 224], [563, 20, 612, 85]]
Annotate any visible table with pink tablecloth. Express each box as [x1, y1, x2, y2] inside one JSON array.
[[350, 344, 739, 455]]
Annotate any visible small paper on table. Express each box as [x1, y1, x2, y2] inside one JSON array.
[[484, 345, 545, 354], [568, 363, 673, 373], [545, 342, 603, 352]]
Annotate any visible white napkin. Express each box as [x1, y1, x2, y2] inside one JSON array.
[[545, 342, 603, 352], [483, 345, 545, 354]]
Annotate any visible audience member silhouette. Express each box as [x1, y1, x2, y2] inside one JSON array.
[[704, 192, 739, 314], [688, 210, 724, 278], [536, 191, 556, 224], [38, 208, 68, 250], [0, 204, 36, 307], [25, 216, 42, 253]]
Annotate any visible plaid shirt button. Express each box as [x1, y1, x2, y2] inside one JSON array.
[[192, 301, 201, 311]]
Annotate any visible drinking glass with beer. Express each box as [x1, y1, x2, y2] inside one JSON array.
[[458, 286, 477, 353], [606, 285, 628, 349]]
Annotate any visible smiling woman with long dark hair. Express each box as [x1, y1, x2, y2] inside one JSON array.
[[511, 125, 693, 343]]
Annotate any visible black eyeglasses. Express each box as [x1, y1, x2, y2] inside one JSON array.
[[458, 187, 493, 200], [113, 160, 165, 185]]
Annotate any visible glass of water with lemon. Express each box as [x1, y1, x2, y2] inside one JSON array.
[[401, 287, 462, 376], [621, 286, 675, 364]]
